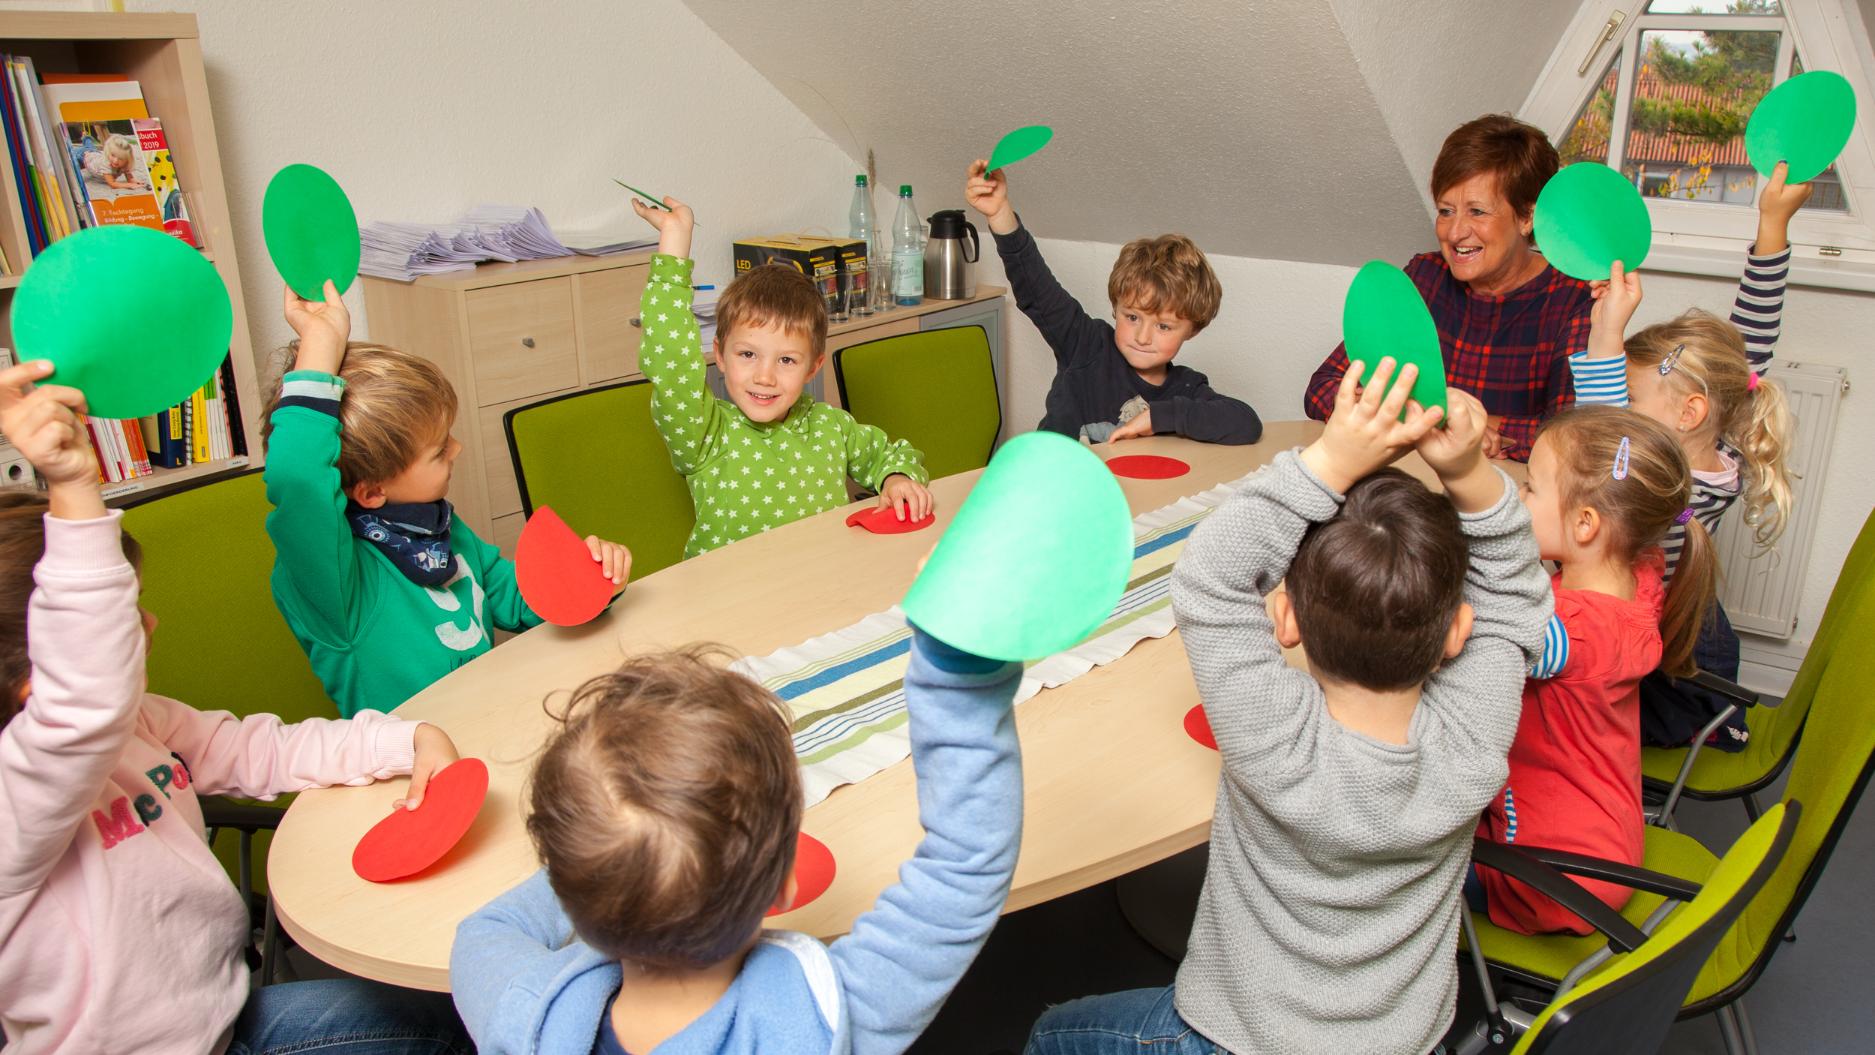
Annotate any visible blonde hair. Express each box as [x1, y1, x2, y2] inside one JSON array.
[[716, 263, 828, 358], [1539, 407, 1718, 678], [1107, 234, 1223, 333], [103, 134, 135, 162], [1625, 310, 1795, 548], [260, 342, 458, 490]]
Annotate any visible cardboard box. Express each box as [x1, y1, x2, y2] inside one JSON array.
[[733, 235, 868, 319]]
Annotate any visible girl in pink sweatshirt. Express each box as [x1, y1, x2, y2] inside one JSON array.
[[0, 358, 473, 1054]]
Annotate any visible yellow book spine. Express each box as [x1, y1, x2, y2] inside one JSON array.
[[191, 386, 210, 463]]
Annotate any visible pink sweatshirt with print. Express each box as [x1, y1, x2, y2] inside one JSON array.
[[0, 512, 421, 1055]]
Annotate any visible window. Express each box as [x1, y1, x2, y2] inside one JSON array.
[[1522, 0, 1875, 269]]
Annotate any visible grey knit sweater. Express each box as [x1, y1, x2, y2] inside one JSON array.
[[1170, 451, 1551, 1054]]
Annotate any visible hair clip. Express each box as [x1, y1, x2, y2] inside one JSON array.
[[1613, 435, 1631, 481], [1658, 344, 1687, 376], [1675, 507, 1696, 525], [1747, 370, 1762, 392]]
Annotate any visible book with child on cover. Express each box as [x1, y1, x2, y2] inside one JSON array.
[[60, 117, 197, 244]]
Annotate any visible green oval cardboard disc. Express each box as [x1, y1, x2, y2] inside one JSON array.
[[902, 431, 1132, 662], [10, 225, 232, 419], [263, 163, 361, 301], [1533, 162, 1652, 282], [1341, 260, 1448, 420], [1746, 71, 1857, 184], [987, 125, 1054, 172]]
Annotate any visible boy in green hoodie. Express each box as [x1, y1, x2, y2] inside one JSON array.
[[263, 281, 631, 716]]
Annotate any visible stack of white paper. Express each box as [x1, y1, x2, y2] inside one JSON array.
[[358, 204, 574, 281]]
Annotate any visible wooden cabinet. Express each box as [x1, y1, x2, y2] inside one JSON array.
[[363, 250, 1004, 553]]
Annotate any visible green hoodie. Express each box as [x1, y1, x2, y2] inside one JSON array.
[[640, 253, 928, 557], [264, 371, 540, 716]]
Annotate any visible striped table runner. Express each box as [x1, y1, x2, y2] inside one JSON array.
[[734, 472, 1258, 807]]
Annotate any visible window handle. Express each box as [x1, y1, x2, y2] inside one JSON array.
[[1579, 11, 1626, 76]]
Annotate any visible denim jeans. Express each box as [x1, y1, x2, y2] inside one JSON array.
[[1023, 986, 1224, 1055], [227, 978, 472, 1055]]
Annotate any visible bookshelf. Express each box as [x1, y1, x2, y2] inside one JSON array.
[[0, 11, 260, 502]]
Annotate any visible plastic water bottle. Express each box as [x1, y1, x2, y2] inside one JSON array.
[[848, 174, 875, 316], [892, 184, 924, 307]]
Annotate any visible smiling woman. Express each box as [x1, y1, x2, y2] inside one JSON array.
[[1304, 115, 1595, 462]]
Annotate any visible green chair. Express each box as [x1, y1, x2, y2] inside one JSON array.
[[504, 379, 695, 578], [1467, 524, 1875, 1055], [1452, 804, 1797, 1055], [1644, 507, 1875, 826], [120, 467, 337, 981], [832, 325, 1001, 480]]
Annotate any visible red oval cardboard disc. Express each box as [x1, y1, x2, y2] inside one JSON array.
[[845, 506, 936, 534], [352, 757, 489, 883], [515, 506, 614, 626], [1183, 705, 1217, 751], [1107, 455, 1190, 480], [769, 831, 836, 916]]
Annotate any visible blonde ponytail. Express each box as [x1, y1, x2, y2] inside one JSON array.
[[1734, 372, 1795, 548]]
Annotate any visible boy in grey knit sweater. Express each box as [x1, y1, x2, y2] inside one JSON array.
[[1026, 360, 1551, 1055]]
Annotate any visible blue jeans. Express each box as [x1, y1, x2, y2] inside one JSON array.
[[1024, 986, 1224, 1055], [227, 978, 472, 1055]]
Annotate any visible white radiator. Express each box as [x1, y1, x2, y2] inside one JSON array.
[[1712, 359, 1849, 639]]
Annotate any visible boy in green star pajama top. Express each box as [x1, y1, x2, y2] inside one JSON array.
[[631, 195, 933, 558]]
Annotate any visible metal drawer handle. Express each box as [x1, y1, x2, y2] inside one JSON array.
[[521, 337, 536, 348], [629, 316, 642, 328]]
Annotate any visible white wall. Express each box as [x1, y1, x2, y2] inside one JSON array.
[[980, 235, 1874, 675], [113, 0, 860, 361]]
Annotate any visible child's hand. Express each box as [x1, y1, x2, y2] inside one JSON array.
[[282, 280, 351, 376], [878, 473, 933, 522], [965, 160, 1019, 236], [585, 535, 633, 593], [1756, 161, 1812, 255], [0, 361, 104, 520], [1419, 389, 1502, 514], [1587, 260, 1643, 358], [631, 195, 695, 260], [396, 723, 462, 811], [1299, 357, 1442, 493], [1108, 406, 1154, 442]]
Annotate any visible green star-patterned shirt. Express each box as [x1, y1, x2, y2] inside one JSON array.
[[639, 253, 929, 557]]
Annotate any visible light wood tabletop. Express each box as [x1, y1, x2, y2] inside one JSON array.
[[269, 420, 1521, 992]]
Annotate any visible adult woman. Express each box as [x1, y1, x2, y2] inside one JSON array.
[[1304, 114, 1593, 461]]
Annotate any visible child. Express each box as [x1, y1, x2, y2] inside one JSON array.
[[450, 631, 1024, 1051], [964, 160, 1262, 445], [0, 360, 470, 1055], [80, 133, 148, 192], [1473, 407, 1716, 935], [264, 283, 631, 717], [629, 197, 934, 558], [1027, 363, 1550, 1054], [1569, 162, 1803, 749]]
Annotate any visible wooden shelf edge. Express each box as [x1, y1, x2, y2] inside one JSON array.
[[0, 11, 199, 41], [101, 456, 254, 505]]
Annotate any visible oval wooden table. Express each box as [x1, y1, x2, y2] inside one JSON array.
[[272, 422, 1359, 992]]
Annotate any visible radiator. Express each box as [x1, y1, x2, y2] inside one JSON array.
[[1712, 360, 1849, 639]]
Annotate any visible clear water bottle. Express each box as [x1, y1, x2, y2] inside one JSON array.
[[892, 184, 924, 307], [848, 174, 875, 316]]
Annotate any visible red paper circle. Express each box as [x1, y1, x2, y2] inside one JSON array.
[[352, 758, 490, 883], [515, 506, 614, 626], [1107, 455, 1191, 480], [770, 832, 837, 916], [1183, 705, 1217, 751], [845, 506, 936, 534]]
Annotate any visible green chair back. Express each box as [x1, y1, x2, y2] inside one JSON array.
[[504, 380, 695, 578], [1512, 804, 1797, 1054], [833, 325, 1000, 480]]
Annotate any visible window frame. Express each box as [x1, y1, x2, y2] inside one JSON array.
[[1522, 0, 1875, 283]]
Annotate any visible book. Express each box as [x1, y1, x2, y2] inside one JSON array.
[[0, 60, 48, 254], [62, 116, 162, 232], [18, 57, 83, 239]]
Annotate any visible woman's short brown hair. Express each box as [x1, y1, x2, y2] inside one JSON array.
[[259, 342, 458, 491], [0, 490, 142, 727], [1107, 234, 1223, 333], [716, 263, 829, 358], [1287, 469, 1469, 691], [1431, 114, 1561, 228], [525, 647, 802, 970]]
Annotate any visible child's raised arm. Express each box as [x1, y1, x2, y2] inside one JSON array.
[[971, 161, 1106, 368], [1569, 262, 1641, 407], [631, 197, 726, 475], [1738, 162, 1804, 372]]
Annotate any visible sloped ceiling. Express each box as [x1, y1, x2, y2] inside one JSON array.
[[682, 0, 1576, 266]]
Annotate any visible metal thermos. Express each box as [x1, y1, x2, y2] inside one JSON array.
[[923, 209, 979, 299]]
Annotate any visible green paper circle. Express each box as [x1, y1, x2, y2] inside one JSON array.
[[1746, 71, 1857, 184], [10, 225, 233, 419], [902, 431, 1133, 662], [1342, 260, 1448, 420], [1533, 162, 1652, 282], [263, 163, 361, 301], [987, 125, 1054, 173]]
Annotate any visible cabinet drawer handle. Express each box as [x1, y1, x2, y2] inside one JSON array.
[[521, 337, 536, 348], [629, 316, 642, 328]]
